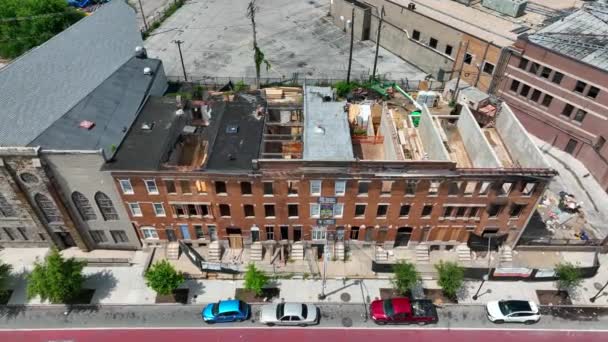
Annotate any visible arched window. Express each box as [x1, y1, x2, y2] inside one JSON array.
[[95, 192, 119, 221], [34, 193, 61, 223], [71, 191, 97, 221]]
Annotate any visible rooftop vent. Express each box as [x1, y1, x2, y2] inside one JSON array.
[[79, 120, 95, 130], [141, 122, 154, 130], [143, 67, 153, 75], [226, 124, 239, 134], [314, 125, 326, 135], [135, 46, 147, 58]]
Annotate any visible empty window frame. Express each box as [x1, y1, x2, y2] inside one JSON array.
[[574, 80, 587, 93], [404, 180, 417, 195], [357, 181, 369, 195], [562, 103, 574, 118], [195, 180, 207, 193], [215, 181, 227, 195], [497, 182, 513, 196], [288, 204, 298, 217], [445, 44, 453, 56], [428, 180, 440, 195], [521, 182, 537, 196], [478, 182, 491, 196], [587, 86, 600, 99], [240, 182, 252, 195], [540, 66, 552, 79], [464, 181, 477, 195], [487, 204, 504, 218], [482, 62, 495, 75], [264, 204, 276, 218], [447, 181, 461, 196], [464, 53, 473, 65], [412, 29, 420, 40], [510, 79, 520, 92], [194, 225, 205, 239], [509, 204, 526, 218], [287, 181, 299, 195], [354, 204, 366, 217], [263, 182, 274, 195], [518, 57, 528, 70], [429, 37, 438, 49], [573, 109, 587, 123], [399, 204, 411, 217], [165, 179, 177, 194], [265, 226, 275, 240], [541, 94, 553, 107], [529, 62, 540, 74], [552, 71, 564, 84], [468, 207, 480, 218], [219, 204, 231, 217], [421, 205, 433, 217], [180, 180, 192, 194], [244, 204, 255, 217], [530, 89, 541, 102], [519, 84, 531, 97]]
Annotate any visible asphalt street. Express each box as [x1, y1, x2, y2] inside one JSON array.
[[2, 328, 608, 342], [1, 304, 608, 331]]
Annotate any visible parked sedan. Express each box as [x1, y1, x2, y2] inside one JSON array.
[[486, 300, 540, 324], [202, 299, 250, 323], [259, 302, 319, 326]]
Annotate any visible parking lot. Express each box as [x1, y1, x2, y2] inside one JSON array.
[[143, 0, 427, 81]]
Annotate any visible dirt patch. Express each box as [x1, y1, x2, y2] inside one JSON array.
[[155, 289, 189, 304], [68, 289, 95, 305], [536, 290, 572, 305], [379, 288, 411, 299], [235, 288, 280, 303], [0, 290, 13, 305], [424, 289, 457, 304]]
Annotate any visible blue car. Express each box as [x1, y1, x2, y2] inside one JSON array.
[[202, 300, 250, 323]]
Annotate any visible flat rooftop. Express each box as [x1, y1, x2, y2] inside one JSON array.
[[391, 0, 583, 46], [303, 86, 354, 161], [205, 95, 265, 171], [105, 96, 186, 171]]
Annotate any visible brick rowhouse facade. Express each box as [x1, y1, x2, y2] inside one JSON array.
[[111, 162, 548, 250], [497, 37, 608, 191]]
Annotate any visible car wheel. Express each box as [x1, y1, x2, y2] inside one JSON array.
[[525, 320, 536, 325], [375, 321, 387, 325], [266, 323, 275, 327], [299, 323, 308, 327], [205, 320, 215, 325], [494, 320, 504, 324], [417, 322, 427, 326]]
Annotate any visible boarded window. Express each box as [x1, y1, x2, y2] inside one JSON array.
[[381, 181, 393, 195], [95, 192, 119, 221], [72, 191, 97, 221]]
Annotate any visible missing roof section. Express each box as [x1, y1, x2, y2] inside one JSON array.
[[260, 87, 304, 159]]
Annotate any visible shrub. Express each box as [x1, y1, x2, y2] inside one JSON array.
[[555, 262, 582, 293], [27, 248, 86, 303], [234, 80, 248, 92], [391, 261, 419, 296], [333, 81, 362, 98], [145, 260, 185, 296], [0, 260, 12, 296], [244, 264, 268, 297], [435, 261, 464, 300]]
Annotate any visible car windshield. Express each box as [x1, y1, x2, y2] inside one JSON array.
[[499, 301, 532, 315], [276, 303, 285, 319], [211, 303, 219, 316], [383, 300, 394, 317], [301, 304, 308, 319]]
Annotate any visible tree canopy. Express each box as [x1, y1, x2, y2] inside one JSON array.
[[391, 260, 419, 296], [435, 261, 464, 300], [0, 259, 12, 295], [27, 247, 86, 303], [244, 263, 268, 297], [144, 260, 184, 296], [0, 0, 85, 59]]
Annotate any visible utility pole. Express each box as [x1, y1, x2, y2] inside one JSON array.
[[452, 40, 469, 101], [472, 233, 497, 300], [172, 40, 188, 82], [473, 41, 492, 88], [346, 7, 355, 84], [138, 0, 148, 31], [318, 225, 329, 300], [371, 6, 384, 81], [247, 0, 261, 89]]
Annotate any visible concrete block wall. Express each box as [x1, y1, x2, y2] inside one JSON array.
[[418, 105, 450, 160], [457, 106, 502, 168]]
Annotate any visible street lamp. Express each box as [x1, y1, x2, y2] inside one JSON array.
[[589, 280, 608, 303], [472, 233, 498, 301], [318, 225, 329, 300]]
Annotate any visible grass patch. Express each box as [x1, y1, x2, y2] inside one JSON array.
[[142, 0, 186, 40]]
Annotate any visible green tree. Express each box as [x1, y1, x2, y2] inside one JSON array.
[[0, 259, 12, 296], [391, 261, 419, 296], [144, 260, 185, 296], [244, 263, 268, 297], [27, 248, 86, 303], [0, 0, 86, 59], [435, 261, 464, 300], [555, 262, 582, 294]]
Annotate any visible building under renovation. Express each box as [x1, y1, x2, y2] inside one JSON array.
[[105, 83, 555, 263]]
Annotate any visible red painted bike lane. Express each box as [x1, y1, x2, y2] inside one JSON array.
[[2, 328, 607, 342]]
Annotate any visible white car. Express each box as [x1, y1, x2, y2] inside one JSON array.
[[486, 300, 541, 324], [259, 302, 319, 326]]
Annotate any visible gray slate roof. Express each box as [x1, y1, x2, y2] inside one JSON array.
[[529, 3, 608, 71], [29, 57, 164, 157], [0, 0, 143, 146]]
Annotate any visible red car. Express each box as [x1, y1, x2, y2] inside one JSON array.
[[370, 297, 438, 325]]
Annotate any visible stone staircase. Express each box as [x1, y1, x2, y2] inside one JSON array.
[[375, 246, 389, 262], [291, 242, 305, 260], [456, 244, 472, 262], [208, 241, 222, 262], [166, 242, 180, 260], [415, 243, 430, 263], [334, 242, 345, 261], [250, 242, 263, 261], [499, 246, 513, 265]]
